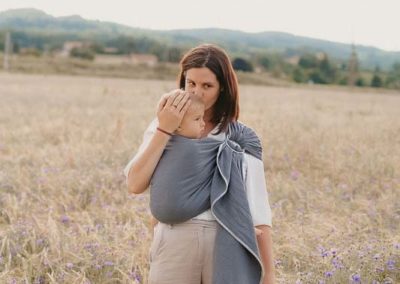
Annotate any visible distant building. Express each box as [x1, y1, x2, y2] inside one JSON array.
[[58, 41, 86, 57], [129, 53, 158, 67], [103, 47, 118, 54], [286, 55, 300, 65], [315, 52, 326, 60], [94, 54, 129, 65], [94, 53, 159, 66]]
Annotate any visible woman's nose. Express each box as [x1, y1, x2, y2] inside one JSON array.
[[192, 88, 203, 97]]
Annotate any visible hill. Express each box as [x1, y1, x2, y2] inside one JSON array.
[[1, 8, 400, 70]]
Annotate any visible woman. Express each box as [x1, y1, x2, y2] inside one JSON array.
[[124, 44, 275, 284]]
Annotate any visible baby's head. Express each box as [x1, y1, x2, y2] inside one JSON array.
[[175, 95, 206, 139]]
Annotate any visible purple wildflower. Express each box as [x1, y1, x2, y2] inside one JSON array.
[[332, 256, 344, 269], [351, 273, 361, 283], [290, 170, 300, 180], [317, 245, 329, 258], [60, 215, 70, 224], [34, 275, 45, 284], [66, 262, 73, 269], [386, 259, 395, 270], [129, 271, 142, 283], [104, 261, 114, 266], [324, 271, 334, 277]]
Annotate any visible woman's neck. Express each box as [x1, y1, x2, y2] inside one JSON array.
[[201, 109, 217, 138]]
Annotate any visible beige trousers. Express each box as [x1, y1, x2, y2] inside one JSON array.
[[148, 219, 218, 284]]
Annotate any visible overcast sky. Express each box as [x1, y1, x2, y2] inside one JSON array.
[[1, 0, 399, 51]]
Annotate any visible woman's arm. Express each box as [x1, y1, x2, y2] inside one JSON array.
[[126, 90, 191, 194], [126, 130, 171, 194], [244, 153, 275, 283], [256, 225, 275, 284]]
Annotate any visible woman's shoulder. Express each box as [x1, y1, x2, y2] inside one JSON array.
[[232, 120, 262, 140], [236, 120, 257, 130], [230, 120, 263, 159]]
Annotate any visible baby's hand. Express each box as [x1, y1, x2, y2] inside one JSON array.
[[255, 227, 263, 236]]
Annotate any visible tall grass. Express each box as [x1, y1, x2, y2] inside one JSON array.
[[0, 73, 399, 283]]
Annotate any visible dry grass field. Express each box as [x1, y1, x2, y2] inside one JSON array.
[[0, 72, 399, 283]]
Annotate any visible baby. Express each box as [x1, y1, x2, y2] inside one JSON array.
[[174, 94, 206, 139], [151, 94, 263, 236]]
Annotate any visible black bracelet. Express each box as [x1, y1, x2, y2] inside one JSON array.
[[156, 127, 173, 136]]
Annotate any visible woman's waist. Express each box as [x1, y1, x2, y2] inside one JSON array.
[[158, 209, 216, 227], [159, 217, 217, 229]]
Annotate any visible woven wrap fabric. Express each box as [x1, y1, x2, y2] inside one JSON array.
[[150, 121, 264, 284]]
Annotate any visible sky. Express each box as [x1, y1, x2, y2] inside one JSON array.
[[1, 0, 400, 51]]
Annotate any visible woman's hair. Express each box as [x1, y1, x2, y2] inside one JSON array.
[[178, 44, 239, 134]]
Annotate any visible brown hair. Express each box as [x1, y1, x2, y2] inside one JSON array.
[[178, 44, 239, 134]]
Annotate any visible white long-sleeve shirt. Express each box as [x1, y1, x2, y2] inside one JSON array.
[[124, 118, 272, 227]]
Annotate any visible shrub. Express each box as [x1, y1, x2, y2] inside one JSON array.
[[70, 47, 95, 60], [232, 57, 254, 72]]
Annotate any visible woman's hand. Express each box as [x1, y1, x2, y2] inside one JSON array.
[[156, 89, 191, 133], [262, 274, 275, 284]]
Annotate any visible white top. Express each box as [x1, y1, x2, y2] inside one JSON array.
[[124, 118, 272, 227]]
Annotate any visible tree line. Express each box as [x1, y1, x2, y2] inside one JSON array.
[[1, 30, 400, 89]]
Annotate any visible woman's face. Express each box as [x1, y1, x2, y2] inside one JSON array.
[[184, 67, 221, 111]]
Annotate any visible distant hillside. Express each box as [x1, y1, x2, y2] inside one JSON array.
[[1, 8, 400, 70], [0, 8, 145, 35]]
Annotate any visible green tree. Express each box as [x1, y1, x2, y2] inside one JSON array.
[[258, 56, 272, 70], [292, 67, 306, 83], [318, 54, 337, 83], [70, 47, 95, 60], [298, 54, 318, 69], [232, 57, 254, 72], [371, 75, 383, 87], [309, 71, 327, 84], [356, 77, 365, 87], [385, 62, 400, 89], [165, 47, 182, 63]]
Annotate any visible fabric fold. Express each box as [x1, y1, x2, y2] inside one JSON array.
[[150, 121, 264, 284]]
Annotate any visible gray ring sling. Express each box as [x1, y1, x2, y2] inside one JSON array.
[[150, 121, 264, 284]]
